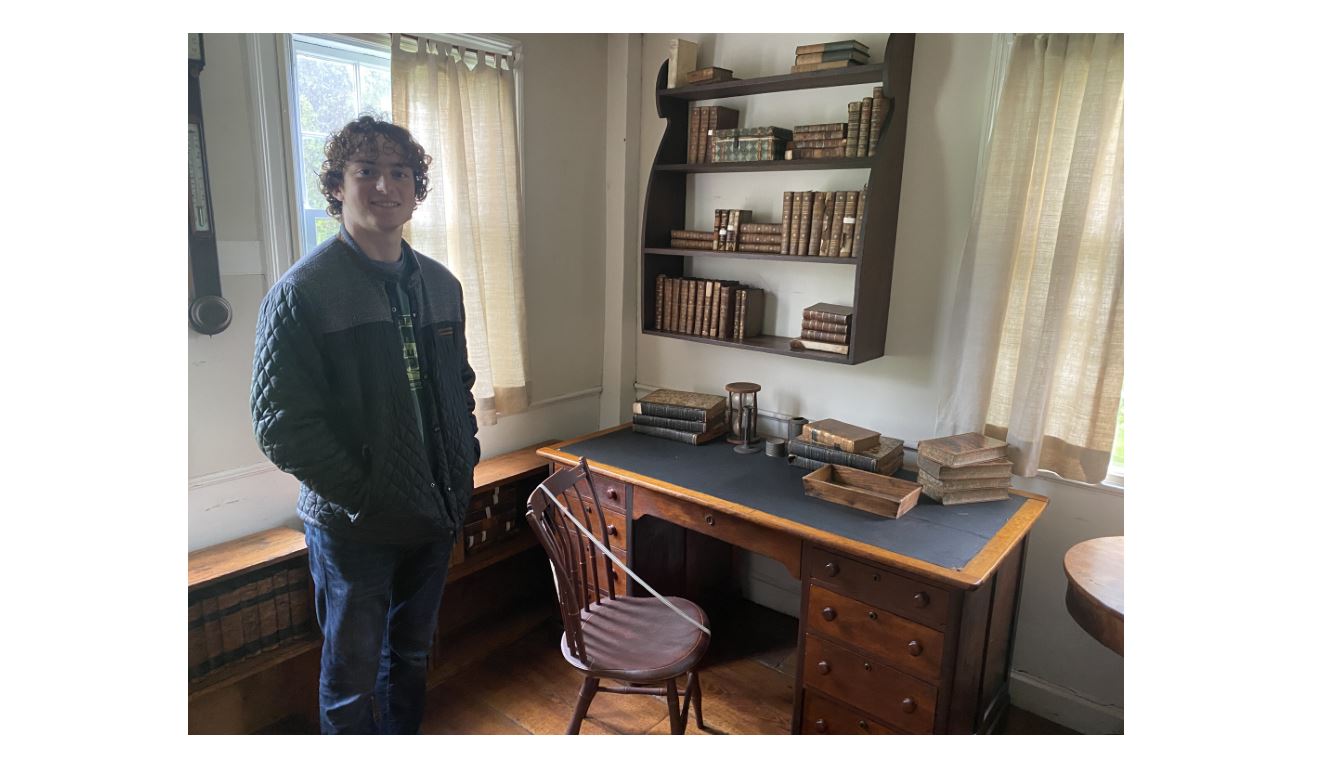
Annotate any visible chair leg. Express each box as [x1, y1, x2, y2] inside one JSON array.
[[567, 676, 599, 735], [665, 677, 683, 734], [686, 671, 704, 730]]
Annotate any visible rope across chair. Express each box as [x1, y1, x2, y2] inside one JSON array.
[[526, 458, 711, 734]]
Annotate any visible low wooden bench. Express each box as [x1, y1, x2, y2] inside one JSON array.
[[187, 441, 557, 734]]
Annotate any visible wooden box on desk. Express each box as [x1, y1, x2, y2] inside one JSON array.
[[802, 464, 921, 518]]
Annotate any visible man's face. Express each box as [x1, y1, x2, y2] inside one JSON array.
[[333, 138, 417, 235]]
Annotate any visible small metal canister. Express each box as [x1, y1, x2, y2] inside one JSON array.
[[764, 437, 786, 458]]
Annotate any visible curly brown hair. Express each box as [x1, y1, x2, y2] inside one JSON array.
[[319, 116, 432, 218]]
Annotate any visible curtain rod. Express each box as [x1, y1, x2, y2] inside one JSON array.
[[395, 33, 515, 65]]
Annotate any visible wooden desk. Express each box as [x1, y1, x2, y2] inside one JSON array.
[[540, 425, 1049, 735], [1063, 536, 1124, 656]]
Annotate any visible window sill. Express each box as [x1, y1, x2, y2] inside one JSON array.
[[1033, 468, 1125, 497]]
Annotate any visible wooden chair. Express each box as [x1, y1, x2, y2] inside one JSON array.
[[526, 457, 711, 734]]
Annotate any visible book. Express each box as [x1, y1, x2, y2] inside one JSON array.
[[780, 191, 794, 254], [792, 147, 850, 160], [632, 413, 724, 434], [807, 191, 826, 256], [797, 192, 814, 256], [688, 106, 702, 164], [705, 280, 718, 337], [713, 209, 724, 250], [801, 328, 849, 344], [792, 137, 849, 149], [802, 303, 853, 323], [669, 229, 714, 241], [916, 456, 1013, 481], [828, 191, 847, 256], [850, 184, 867, 256], [188, 594, 209, 679], [794, 122, 848, 134], [868, 86, 886, 156], [856, 97, 873, 157], [667, 39, 698, 89], [687, 66, 733, 84], [801, 318, 849, 333], [718, 284, 734, 340], [917, 432, 1010, 468], [666, 278, 678, 332], [739, 233, 782, 245], [271, 567, 291, 641], [634, 388, 727, 421], [790, 338, 849, 355], [632, 421, 727, 445], [654, 274, 665, 331], [739, 222, 784, 234], [713, 126, 794, 140], [916, 469, 1011, 493], [739, 244, 782, 254], [703, 107, 740, 164], [920, 483, 1011, 506], [792, 60, 865, 73], [200, 586, 225, 672], [788, 436, 905, 475], [818, 191, 836, 256], [802, 418, 881, 453], [846, 101, 861, 158], [795, 40, 870, 56], [789, 454, 827, 472], [839, 190, 859, 256], [287, 561, 312, 634], [795, 49, 870, 66]]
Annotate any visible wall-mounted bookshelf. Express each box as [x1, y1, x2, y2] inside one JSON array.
[[640, 35, 916, 365]]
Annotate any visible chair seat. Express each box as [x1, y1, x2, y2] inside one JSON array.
[[560, 595, 710, 683]]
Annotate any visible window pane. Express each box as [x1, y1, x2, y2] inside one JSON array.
[[360, 65, 391, 121], [296, 54, 357, 134], [315, 215, 340, 244], [1110, 395, 1125, 472], [301, 136, 328, 211]]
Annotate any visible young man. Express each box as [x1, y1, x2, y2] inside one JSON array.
[[251, 116, 480, 734]]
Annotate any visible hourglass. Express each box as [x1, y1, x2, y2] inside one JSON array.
[[725, 382, 763, 454]]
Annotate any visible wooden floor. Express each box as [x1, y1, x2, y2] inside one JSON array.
[[415, 599, 1076, 735]]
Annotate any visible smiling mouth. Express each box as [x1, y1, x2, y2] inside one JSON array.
[[371, 201, 400, 208]]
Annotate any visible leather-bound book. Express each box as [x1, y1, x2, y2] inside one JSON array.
[[634, 388, 727, 421], [802, 418, 881, 453], [917, 432, 1010, 468], [916, 456, 1013, 481]]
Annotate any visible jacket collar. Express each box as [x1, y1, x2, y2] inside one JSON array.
[[337, 225, 421, 284]]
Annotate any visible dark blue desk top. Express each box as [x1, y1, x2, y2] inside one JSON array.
[[552, 428, 1029, 572]]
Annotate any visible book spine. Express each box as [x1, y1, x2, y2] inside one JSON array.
[[851, 185, 868, 257], [636, 401, 712, 421], [791, 61, 863, 72], [857, 97, 873, 157], [802, 309, 851, 324], [271, 567, 291, 641], [789, 454, 827, 471], [795, 42, 870, 55], [793, 122, 848, 133], [791, 137, 850, 149], [720, 285, 734, 340], [807, 192, 826, 256], [287, 561, 312, 635], [670, 277, 681, 333], [654, 274, 664, 331], [201, 588, 224, 673], [793, 147, 850, 160], [788, 439, 888, 473], [739, 244, 782, 254], [802, 318, 849, 332], [238, 574, 260, 658], [839, 190, 859, 257], [868, 86, 885, 156], [802, 328, 850, 343], [703, 281, 715, 337], [685, 279, 697, 335], [739, 222, 783, 234], [713, 209, 723, 250], [846, 102, 861, 157], [632, 423, 711, 445], [669, 229, 714, 240], [735, 289, 747, 338], [828, 191, 847, 256], [820, 192, 837, 256], [804, 426, 865, 453], [780, 191, 794, 254], [633, 414, 716, 433], [689, 106, 700, 164], [795, 50, 870, 65], [739, 233, 783, 245], [188, 593, 208, 679]]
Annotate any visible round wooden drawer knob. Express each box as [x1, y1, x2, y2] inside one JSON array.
[[913, 592, 930, 608], [907, 640, 923, 657], [606, 525, 617, 537], [867, 611, 878, 620], [605, 487, 618, 500], [825, 562, 840, 576], [814, 718, 828, 733], [821, 607, 837, 621], [901, 698, 917, 713], [857, 720, 869, 731], [816, 660, 831, 675]]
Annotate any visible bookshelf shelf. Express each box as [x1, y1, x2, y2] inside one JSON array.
[[657, 64, 884, 101], [658, 157, 874, 173], [644, 246, 859, 265], [640, 35, 916, 365]]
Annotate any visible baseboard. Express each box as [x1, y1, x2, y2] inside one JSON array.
[[1009, 669, 1124, 734]]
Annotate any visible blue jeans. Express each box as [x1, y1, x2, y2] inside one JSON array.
[[304, 523, 455, 734]]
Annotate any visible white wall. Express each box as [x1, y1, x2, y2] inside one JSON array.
[[633, 33, 1124, 733], [188, 33, 610, 551]]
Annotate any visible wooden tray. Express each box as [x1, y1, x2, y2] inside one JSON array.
[[802, 464, 922, 519]]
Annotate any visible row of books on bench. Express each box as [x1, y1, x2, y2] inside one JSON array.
[[188, 558, 315, 682]]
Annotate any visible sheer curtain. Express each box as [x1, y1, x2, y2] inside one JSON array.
[[936, 34, 1124, 483], [391, 33, 530, 425]]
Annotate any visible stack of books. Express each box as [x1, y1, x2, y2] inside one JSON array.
[[669, 228, 714, 250], [787, 418, 904, 475], [915, 433, 1013, 505], [791, 303, 852, 354], [632, 389, 728, 445], [791, 40, 870, 73], [188, 559, 315, 683], [789, 121, 848, 160], [687, 106, 739, 164], [710, 126, 794, 163], [845, 86, 889, 157], [652, 276, 765, 340], [779, 188, 865, 257]]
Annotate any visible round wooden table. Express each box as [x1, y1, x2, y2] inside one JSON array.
[[1063, 536, 1124, 656]]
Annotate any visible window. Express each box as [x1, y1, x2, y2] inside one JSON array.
[[288, 35, 391, 256]]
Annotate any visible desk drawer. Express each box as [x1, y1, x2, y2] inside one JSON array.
[[576, 472, 628, 512], [633, 487, 801, 575], [802, 690, 907, 735], [803, 634, 937, 734], [806, 584, 945, 682], [807, 548, 951, 630]]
